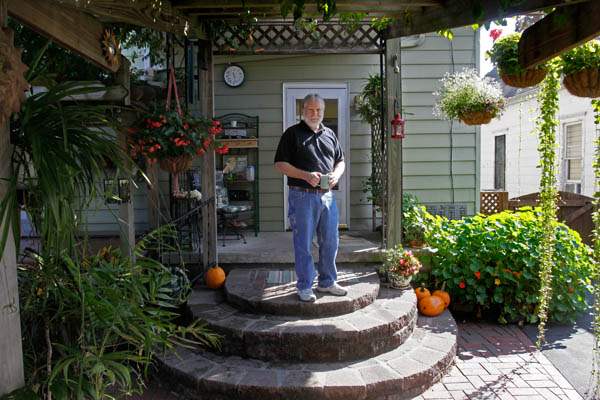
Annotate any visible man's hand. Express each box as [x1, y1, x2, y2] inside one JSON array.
[[305, 171, 322, 187], [328, 172, 340, 188]]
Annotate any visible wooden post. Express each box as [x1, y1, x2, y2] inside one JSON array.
[[115, 56, 136, 257], [0, 1, 25, 394], [198, 40, 218, 269], [385, 38, 403, 248]]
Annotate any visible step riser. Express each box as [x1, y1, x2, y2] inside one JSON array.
[[212, 314, 416, 362], [226, 290, 378, 318], [157, 313, 458, 400]]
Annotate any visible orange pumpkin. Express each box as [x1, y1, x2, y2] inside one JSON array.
[[205, 266, 226, 289], [415, 287, 431, 301], [432, 290, 451, 308], [418, 295, 446, 317]]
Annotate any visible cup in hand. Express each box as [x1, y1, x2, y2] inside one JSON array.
[[320, 173, 330, 189]]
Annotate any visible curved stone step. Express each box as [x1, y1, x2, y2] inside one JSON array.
[[224, 269, 380, 317], [157, 311, 457, 400], [190, 287, 417, 362]]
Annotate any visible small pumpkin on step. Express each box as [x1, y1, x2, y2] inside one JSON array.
[[206, 265, 226, 289]]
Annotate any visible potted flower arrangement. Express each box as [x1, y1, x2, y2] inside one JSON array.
[[434, 68, 505, 125], [383, 247, 422, 289], [560, 40, 600, 98], [128, 108, 227, 174], [487, 32, 547, 88]]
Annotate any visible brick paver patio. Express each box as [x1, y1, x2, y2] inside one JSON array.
[[135, 321, 583, 400]]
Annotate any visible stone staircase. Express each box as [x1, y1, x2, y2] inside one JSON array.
[[157, 268, 457, 400]]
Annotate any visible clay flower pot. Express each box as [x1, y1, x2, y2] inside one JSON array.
[[563, 68, 600, 98], [500, 68, 547, 88]]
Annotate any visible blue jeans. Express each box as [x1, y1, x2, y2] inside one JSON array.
[[288, 188, 339, 291]]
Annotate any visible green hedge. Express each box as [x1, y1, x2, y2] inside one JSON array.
[[419, 208, 592, 324]]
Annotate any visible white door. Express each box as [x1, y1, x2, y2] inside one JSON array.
[[282, 83, 350, 230]]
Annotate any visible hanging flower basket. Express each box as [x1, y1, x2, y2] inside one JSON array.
[[458, 110, 495, 126], [563, 68, 600, 98], [434, 69, 505, 126], [159, 154, 193, 175], [501, 68, 547, 88]]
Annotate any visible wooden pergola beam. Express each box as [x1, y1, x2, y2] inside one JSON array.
[[384, 0, 592, 38], [519, 0, 600, 69], [49, 0, 205, 37], [173, 0, 442, 9], [8, 0, 118, 72]]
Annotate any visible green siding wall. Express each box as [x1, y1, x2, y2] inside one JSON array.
[[215, 28, 478, 231]]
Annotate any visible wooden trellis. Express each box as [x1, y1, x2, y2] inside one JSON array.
[[213, 21, 383, 55]]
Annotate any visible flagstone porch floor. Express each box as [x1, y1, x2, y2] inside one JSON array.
[[218, 231, 384, 265], [134, 322, 585, 400]]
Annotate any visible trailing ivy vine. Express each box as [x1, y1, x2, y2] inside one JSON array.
[[535, 63, 560, 347], [591, 99, 600, 397]]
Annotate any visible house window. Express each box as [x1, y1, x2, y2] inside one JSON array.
[[564, 122, 583, 193], [494, 135, 506, 190]]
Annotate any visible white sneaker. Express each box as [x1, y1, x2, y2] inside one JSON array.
[[298, 288, 317, 302], [316, 283, 348, 296]]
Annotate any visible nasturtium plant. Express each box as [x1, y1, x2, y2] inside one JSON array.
[[422, 208, 592, 325]]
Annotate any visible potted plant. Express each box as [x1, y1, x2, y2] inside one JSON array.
[[128, 108, 226, 174], [434, 68, 506, 125], [403, 194, 431, 247], [383, 247, 422, 289], [487, 32, 547, 88], [560, 40, 600, 98]]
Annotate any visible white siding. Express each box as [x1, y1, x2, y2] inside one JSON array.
[[481, 87, 597, 199]]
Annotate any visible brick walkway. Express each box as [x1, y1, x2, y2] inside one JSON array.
[[134, 322, 584, 400], [418, 323, 584, 400]]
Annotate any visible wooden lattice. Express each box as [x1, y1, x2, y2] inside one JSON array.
[[214, 22, 383, 55], [480, 191, 509, 215]]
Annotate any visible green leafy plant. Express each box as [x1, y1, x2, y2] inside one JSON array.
[[535, 63, 561, 346], [402, 194, 431, 245], [487, 32, 546, 76], [433, 68, 505, 122], [591, 99, 600, 398], [559, 40, 600, 76], [16, 227, 220, 399], [423, 208, 592, 325]]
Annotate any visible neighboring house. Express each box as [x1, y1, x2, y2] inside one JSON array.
[[481, 69, 598, 199], [72, 27, 479, 236]]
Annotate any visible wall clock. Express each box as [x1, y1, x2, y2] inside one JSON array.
[[223, 64, 245, 88]]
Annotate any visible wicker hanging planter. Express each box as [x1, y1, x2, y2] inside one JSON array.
[[159, 154, 193, 175], [458, 110, 495, 126], [563, 68, 600, 98], [501, 68, 547, 88]]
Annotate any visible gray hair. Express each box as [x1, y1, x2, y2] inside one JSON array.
[[302, 93, 325, 109]]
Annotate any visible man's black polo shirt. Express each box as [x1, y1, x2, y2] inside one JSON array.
[[274, 120, 344, 189]]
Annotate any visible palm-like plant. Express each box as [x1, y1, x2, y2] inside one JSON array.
[[4, 82, 130, 257]]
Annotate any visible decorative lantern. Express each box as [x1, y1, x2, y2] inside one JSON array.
[[391, 112, 405, 140]]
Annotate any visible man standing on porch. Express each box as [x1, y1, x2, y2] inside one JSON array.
[[274, 94, 347, 302]]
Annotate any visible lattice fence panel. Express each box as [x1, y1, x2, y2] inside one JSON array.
[[371, 120, 386, 232], [480, 191, 509, 215], [214, 22, 383, 54]]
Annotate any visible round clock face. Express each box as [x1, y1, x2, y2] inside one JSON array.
[[223, 65, 245, 87]]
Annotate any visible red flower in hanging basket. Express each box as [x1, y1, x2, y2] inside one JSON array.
[[216, 144, 229, 155], [128, 109, 222, 173]]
